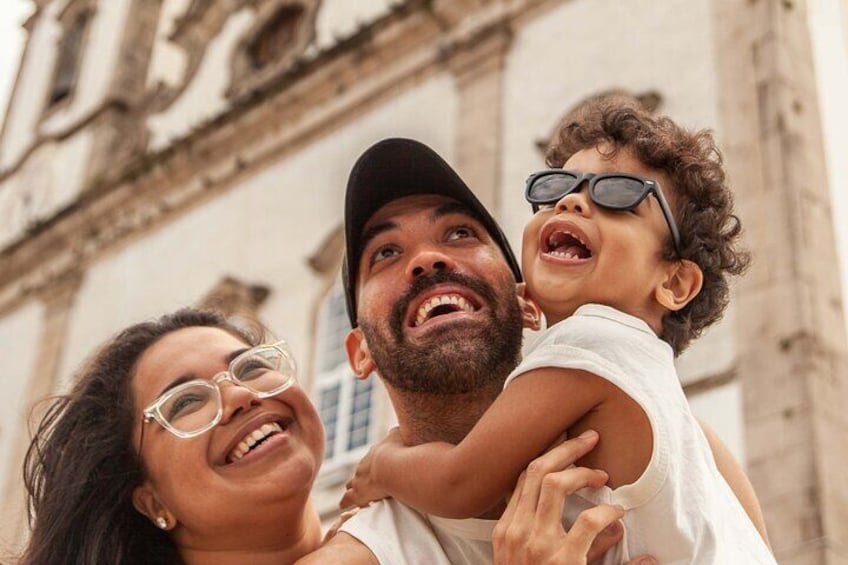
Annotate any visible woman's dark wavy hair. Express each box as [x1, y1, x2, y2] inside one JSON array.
[[21, 308, 259, 565], [546, 97, 751, 354]]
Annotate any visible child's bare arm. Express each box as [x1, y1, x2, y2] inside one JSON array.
[[344, 367, 610, 518]]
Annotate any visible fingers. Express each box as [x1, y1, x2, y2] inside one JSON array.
[[339, 485, 357, 511], [568, 504, 625, 560], [514, 431, 600, 521], [536, 467, 609, 533], [497, 470, 527, 532], [586, 520, 624, 563], [323, 508, 359, 542]]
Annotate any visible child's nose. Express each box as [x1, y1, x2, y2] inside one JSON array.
[[555, 186, 591, 216]]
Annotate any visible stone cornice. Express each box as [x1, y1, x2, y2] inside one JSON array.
[[0, 0, 551, 317]]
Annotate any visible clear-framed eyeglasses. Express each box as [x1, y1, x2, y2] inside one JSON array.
[[137, 341, 297, 453]]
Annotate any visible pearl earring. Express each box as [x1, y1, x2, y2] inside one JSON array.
[[156, 516, 168, 530]]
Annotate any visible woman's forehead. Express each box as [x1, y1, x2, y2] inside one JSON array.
[[133, 327, 246, 397]]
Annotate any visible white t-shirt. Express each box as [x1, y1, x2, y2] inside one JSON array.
[[504, 304, 776, 564], [339, 498, 495, 564]]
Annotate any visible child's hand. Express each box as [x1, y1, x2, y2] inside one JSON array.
[[340, 428, 404, 509]]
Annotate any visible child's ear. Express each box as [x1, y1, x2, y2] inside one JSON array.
[[655, 259, 703, 311], [345, 328, 375, 380], [516, 282, 542, 330]]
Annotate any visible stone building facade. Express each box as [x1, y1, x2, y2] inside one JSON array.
[[0, 0, 846, 562]]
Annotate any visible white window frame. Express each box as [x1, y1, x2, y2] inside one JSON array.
[[313, 286, 382, 485]]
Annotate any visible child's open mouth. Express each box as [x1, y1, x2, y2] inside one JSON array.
[[544, 228, 593, 260]]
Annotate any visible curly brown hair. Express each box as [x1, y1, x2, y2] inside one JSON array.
[[546, 97, 750, 354]]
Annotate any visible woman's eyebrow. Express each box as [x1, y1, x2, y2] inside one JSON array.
[[227, 347, 250, 363], [155, 374, 195, 399], [154, 347, 251, 398]]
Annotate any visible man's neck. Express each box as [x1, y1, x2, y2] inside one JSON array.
[[388, 383, 502, 447]]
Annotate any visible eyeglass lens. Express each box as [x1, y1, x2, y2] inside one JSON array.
[[160, 346, 295, 434]]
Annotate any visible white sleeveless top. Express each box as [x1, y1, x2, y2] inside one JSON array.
[[339, 498, 495, 564], [504, 304, 776, 564]]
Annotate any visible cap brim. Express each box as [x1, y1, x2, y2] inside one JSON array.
[[343, 138, 521, 326]]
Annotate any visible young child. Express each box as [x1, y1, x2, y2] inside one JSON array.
[[343, 99, 775, 563]]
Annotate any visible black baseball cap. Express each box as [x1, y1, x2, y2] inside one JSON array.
[[343, 137, 522, 327]]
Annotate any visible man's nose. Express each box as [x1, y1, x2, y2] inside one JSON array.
[[407, 247, 455, 279], [555, 185, 591, 216]]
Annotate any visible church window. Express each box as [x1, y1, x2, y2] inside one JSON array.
[[314, 286, 378, 469], [49, 10, 90, 106]]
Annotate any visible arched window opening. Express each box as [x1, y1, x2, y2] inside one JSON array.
[[248, 5, 304, 70]]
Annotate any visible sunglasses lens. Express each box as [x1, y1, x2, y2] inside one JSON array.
[[592, 177, 646, 209], [528, 172, 579, 204]]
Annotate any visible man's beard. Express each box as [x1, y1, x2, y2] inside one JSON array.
[[359, 271, 523, 394]]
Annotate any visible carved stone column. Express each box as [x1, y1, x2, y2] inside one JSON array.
[[0, 271, 82, 554], [713, 0, 848, 562], [446, 25, 512, 211]]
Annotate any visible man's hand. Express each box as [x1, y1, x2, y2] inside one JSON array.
[[340, 428, 403, 509], [492, 431, 656, 565]]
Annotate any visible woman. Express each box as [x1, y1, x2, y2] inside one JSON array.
[[22, 308, 637, 564]]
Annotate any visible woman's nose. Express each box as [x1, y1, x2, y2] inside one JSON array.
[[218, 376, 260, 424]]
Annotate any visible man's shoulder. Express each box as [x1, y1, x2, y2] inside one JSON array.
[[338, 500, 495, 565], [299, 532, 379, 565], [341, 498, 435, 535]]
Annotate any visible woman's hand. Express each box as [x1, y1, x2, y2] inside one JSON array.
[[340, 428, 404, 509], [493, 431, 656, 565]]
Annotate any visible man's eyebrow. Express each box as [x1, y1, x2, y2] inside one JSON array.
[[433, 201, 485, 224], [154, 346, 250, 399], [360, 220, 398, 256]]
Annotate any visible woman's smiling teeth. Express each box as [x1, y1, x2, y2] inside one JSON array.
[[414, 294, 475, 327], [228, 422, 284, 463]]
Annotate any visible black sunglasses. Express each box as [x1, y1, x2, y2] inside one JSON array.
[[525, 169, 683, 257]]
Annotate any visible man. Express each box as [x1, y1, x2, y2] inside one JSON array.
[[306, 138, 764, 564]]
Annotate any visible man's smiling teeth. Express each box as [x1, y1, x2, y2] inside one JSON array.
[[414, 294, 475, 327], [229, 422, 283, 462]]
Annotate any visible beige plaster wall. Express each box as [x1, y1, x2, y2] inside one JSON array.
[[809, 0, 848, 334], [0, 131, 94, 249], [0, 301, 43, 514]]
